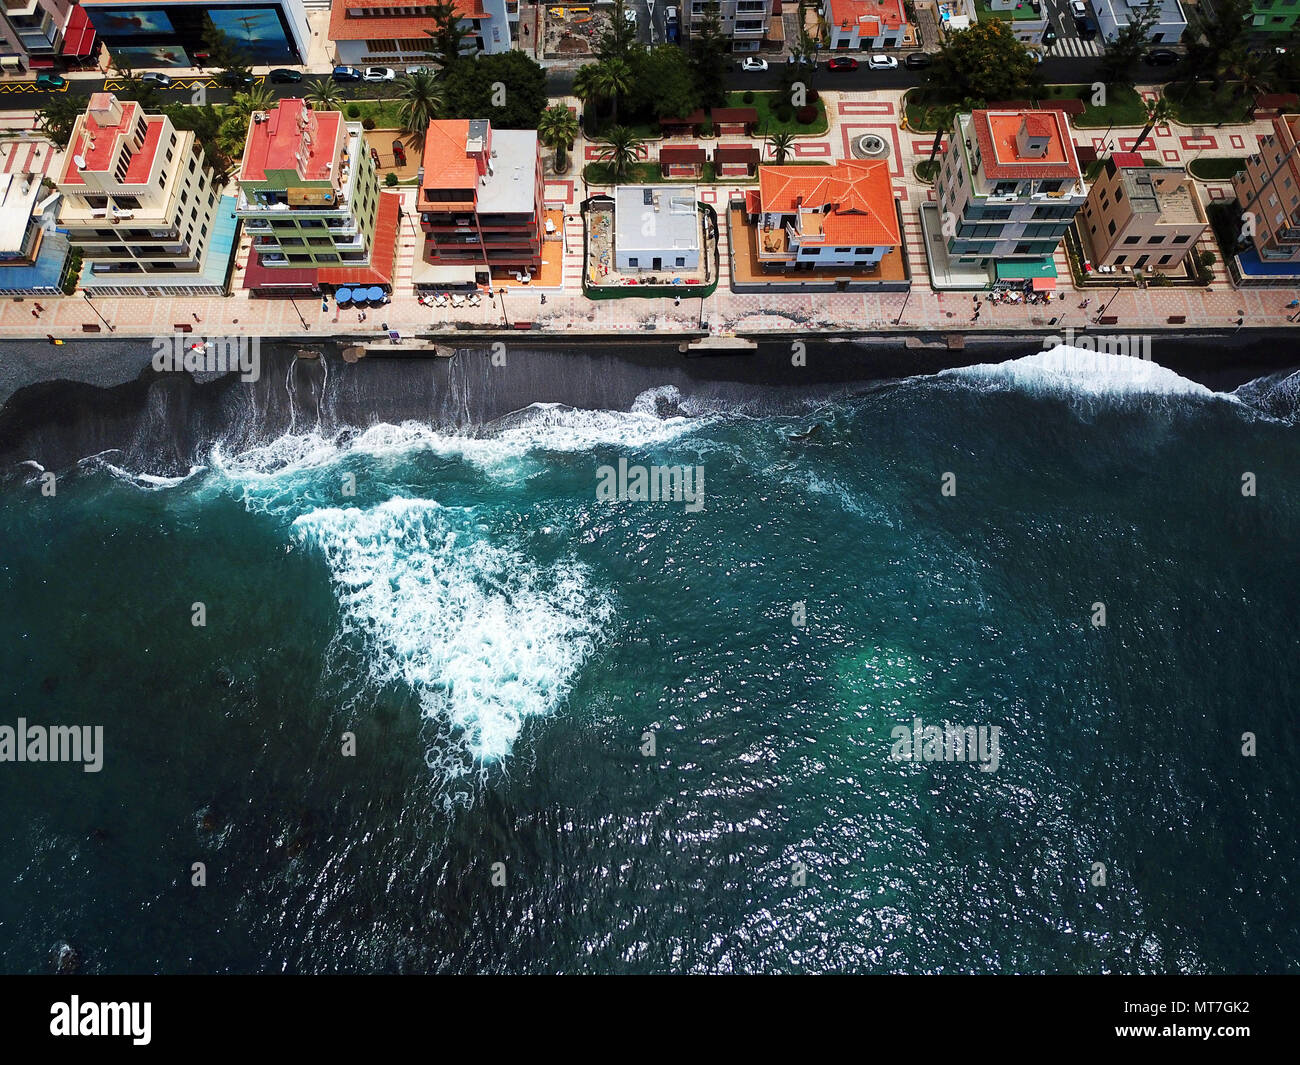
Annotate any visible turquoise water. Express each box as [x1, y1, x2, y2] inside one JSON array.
[[2, 350, 1298, 973]]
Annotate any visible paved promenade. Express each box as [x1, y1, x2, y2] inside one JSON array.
[[3, 87, 1298, 344]]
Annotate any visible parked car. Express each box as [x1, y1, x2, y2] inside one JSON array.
[[140, 72, 173, 87], [741, 57, 768, 72], [1143, 49, 1179, 67], [363, 67, 396, 82], [1074, 15, 1098, 38], [332, 66, 362, 82], [219, 70, 255, 88], [1070, 0, 1088, 16], [904, 52, 932, 69], [867, 54, 898, 70], [828, 56, 859, 72], [405, 65, 430, 76], [1043, 26, 1057, 47], [269, 68, 303, 83], [624, 7, 636, 24], [35, 73, 66, 89]]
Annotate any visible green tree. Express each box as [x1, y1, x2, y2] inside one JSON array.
[[626, 46, 700, 123], [598, 0, 639, 63], [765, 130, 795, 164], [591, 57, 634, 127], [929, 21, 1037, 103], [1226, 47, 1276, 103], [442, 50, 548, 128], [108, 58, 162, 112], [397, 70, 443, 147], [307, 79, 345, 112], [164, 103, 231, 182], [596, 125, 645, 181], [1098, 6, 1158, 85], [424, 1, 472, 74], [573, 63, 604, 134], [688, 5, 729, 108], [538, 103, 580, 171], [201, 15, 252, 86], [1134, 95, 1172, 151], [1180, 0, 1250, 90], [37, 92, 90, 147]]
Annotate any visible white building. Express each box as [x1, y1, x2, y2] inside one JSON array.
[[614, 186, 701, 273], [0, 168, 69, 296], [823, 0, 909, 51], [1091, 0, 1186, 45]]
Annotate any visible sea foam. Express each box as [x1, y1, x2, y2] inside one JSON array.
[[945, 346, 1228, 400]]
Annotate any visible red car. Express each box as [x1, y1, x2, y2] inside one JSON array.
[[828, 56, 858, 72]]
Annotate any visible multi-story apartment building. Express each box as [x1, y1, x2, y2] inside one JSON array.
[[1232, 113, 1300, 264], [686, 0, 773, 54], [1091, 0, 1185, 44], [823, 0, 909, 51], [81, 0, 310, 68], [0, 0, 97, 74], [55, 93, 236, 296], [236, 97, 396, 295], [937, 109, 1087, 268], [417, 118, 542, 287], [748, 159, 900, 269], [1078, 154, 1206, 272], [0, 167, 70, 296], [979, 0, 1048, 46], [1248, 0, 1300, 42], [329, 0, 511, 67]]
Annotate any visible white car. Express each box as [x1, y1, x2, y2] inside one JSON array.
[[867, 54, 898, 70], [624, 7, 636, 24], [363, 66, 396, 82], [741, 57, 769, 72], [1070, 0, 1088, 16]]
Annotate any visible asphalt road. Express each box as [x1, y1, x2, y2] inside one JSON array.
[[1, 55, 1111, 113]]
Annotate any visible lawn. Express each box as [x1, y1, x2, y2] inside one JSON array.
[[1188, 156, 1248, 180], [915, 159, 940, 183], [976, 0, 1041, 20], [1164, 82, 1253, 126], [725, 91, 828, 136], [584, 161, 718, 185], [342, 99, 406, 129], [1039, 83, 1147, 128]]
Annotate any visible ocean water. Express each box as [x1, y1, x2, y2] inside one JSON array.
[[1, 348, 1298, 974]]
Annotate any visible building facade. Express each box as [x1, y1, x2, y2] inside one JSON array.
[[80, 0, 309, 68], [55, 92, 235, 295], [236, 97, 396, 294], [1233, 113, 1300, 264], [748, 159, 900, 269], [0, 0, 97, 74], [1091, 0, 1185, 44], [823, 0, 909, 50], [329, 0, 512, 67], [0, 168, 70, 295], [979, 0, 1048, 46], [686, 0, 773, 54], [417, 118, 542, 287], [1079, 154, 1206, 272], [937, 109, 1086, 267], [1249, 0, 1300, 41]]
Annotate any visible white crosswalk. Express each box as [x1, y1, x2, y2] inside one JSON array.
[[1052, 36, 1103, 58]]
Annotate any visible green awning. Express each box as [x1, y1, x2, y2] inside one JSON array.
[[996, 258, 1058, 281]]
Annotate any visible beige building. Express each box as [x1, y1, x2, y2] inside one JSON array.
[[1079, 154, 1207, 273], [56, 93, 236, 296], [687, 0, 776, 54], [1232, 113, 1300, 265]]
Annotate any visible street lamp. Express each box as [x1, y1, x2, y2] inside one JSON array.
[[497, 286, 510, 328], [1097, 284, 1122, 320], [894, 286, 912, 326], [82, 292, 114, 332], [288, 296, 309, 330]]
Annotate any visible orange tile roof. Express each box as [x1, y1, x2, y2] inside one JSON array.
[[61, 95, 164, 187], [240, 99, 343, 184], [320, 191, 402, 286], [418, 119, 480, 201], [827, 0, 907, 33], [756, 160, 900, 246], [328, 0, 488, 42], [973, 109, 1082, 181]]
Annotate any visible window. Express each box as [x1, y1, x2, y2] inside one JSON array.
[[1159, 255, 1172, 265], [1172, 235, 1190, 244], [629, 257, 638, 266], [1107, 219, 1117, 236], [1123, 235, 1140, 245], [1115, 255, 1126, 265], [675, 257, 686, 266]]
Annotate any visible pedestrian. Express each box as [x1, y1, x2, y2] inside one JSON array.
[[192, 312, 201, 322], [34, 302, 44, 312]]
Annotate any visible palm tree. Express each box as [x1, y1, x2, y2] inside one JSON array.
[[538, 104, 580, 172], [307, 79, 345, 112], [1231, 48, 1275, 104], [572, 63, 604, 136], [229, 84, 276, 120], [591, 57, 633, 127], [766, 131, 795, 164], [1134, 96, 1173, 152], [596, 126, 644, 182], [397, 71, 442, 148]]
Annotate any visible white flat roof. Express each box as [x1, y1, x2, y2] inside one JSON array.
[[477, 130, 539, 214], [615, 185, 700, 254], [0, 172, 41, 256]]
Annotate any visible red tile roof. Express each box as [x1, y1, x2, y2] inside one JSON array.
[[827, 0, 907, 34], [320, 191, 401, 286], [711, 107, 758, 125], [419, 119, 482, 201], [972, 109, 1082, 181], [714, 146, 761, 163], [240, 99, 344, 184], [61, 95, 164, 187], [1110, 151, 1146, 169], [328, 0, 488, 42], [660, 146, 707, 164], [757, 160, 900, 246]]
